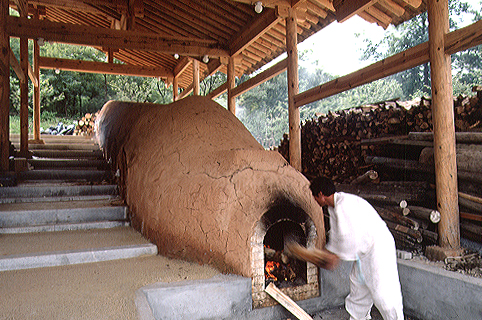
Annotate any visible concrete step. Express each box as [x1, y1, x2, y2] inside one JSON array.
[[0, 220, 129, 234], [0, 243, 156, 271], [10, 134, 98, 145], [0, 194, 119, 205], [0, 182, 118, 202], [28, 158, 110, 170], [0, 199, 127, 231], [13, 142, 100, 151], [29, 149, 104, 159], [17, 169, 113, 182], [0, 227, 158, 271]]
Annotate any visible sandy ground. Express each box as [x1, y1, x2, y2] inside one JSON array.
[[0, 227, 221, 319], [0, 255, 221, 319]]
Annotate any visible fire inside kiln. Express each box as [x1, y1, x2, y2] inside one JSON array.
[[251, 199, 320, 308]]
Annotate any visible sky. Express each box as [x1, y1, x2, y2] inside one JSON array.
[[297, 0, 482, 77]]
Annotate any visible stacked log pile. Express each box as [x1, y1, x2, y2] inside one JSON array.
[[74, 112, 97, 136], [277, 87, 482, 253]]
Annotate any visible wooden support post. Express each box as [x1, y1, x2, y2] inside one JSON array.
[[286, 7, 301, 171], [33, 36, 41, 141], [193, 59, 200, 96], [427, 0, 460, 250], [107, 48, 114, 64], [227, 56, 235, 114], [20, 35, 29, 157], [173, 76, 179, 101], [0, 0, 10, 171]]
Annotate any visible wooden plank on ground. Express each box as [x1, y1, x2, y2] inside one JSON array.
[[265, 283, 313, 320]]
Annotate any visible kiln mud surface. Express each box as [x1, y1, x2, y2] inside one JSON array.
[[96, 97, 324, 277]]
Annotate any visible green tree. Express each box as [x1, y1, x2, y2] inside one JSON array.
[[201, 71, 227, 96], [237, 72, 289, 148], [451, 4, 482, 94], [361, 0, 478, 99]]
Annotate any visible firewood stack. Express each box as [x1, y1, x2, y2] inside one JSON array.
[[277, 86, 482, 253], [74, 112, 98, 136]]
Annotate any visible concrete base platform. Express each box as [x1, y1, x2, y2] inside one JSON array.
[[136, 258, 482, 320]]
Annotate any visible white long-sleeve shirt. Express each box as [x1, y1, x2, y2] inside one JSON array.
[[325, 192, 389, 261]]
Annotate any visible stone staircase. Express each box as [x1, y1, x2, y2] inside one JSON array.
[[0, 134, 157, 272]]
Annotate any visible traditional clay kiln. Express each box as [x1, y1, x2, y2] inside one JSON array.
[[95, 96, 324, 307]]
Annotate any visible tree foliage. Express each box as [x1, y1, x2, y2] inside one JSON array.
[[361, 0, 480, 99]]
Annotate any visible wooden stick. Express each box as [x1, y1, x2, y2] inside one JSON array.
[[459, 191, 482, 205], [375, 206, 420, 230], [407, 206, 441, 224], [385, 220, 423, 243], [459, 197, 482, 214], [460, 211, 482, 222], [350, 169, 379, 185], [265, 283, 313, 320]]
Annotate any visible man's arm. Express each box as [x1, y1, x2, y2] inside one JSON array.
[[285, 241, 340, 270]]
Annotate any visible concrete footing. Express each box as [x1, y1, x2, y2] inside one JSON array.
[[136, 259, 482, 320]]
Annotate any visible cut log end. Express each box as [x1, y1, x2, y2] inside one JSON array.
[[430, 210, 441, 223]]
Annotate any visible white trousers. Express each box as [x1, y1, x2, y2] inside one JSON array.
[[345, 229, 404, 320]]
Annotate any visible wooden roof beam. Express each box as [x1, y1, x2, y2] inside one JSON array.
[[228, 7, 281, 57], [7, 16, 230, 57], [363, 5, 392, 29], [9, 48, 25, 83], [10, 47, 38, 86], [400, 0, 422, 8], [26, 0, 102, 13], [333, 0, 378, 23], [174, 57, 192, 78], [13, 0, 28, 16], [378, 0, 405, 17], [39, 56, 174, 78], [306, 1, 328, 19]]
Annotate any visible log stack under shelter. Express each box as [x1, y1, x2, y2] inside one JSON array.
[[278, 87, 482, 255]]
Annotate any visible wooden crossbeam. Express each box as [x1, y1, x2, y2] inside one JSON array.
[[232, 57, 287, 98], [295, 19, 482, 108], [39, 56, 173, 78], [7, 16, 230, 58]]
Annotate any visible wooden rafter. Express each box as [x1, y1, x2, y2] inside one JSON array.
[[173, 57, 192, 78], [333, 0, 378, 23]]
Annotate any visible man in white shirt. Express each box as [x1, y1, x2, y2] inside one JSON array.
[[294, 176, 404, 320]]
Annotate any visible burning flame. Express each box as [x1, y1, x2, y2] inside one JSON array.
[[265, 260, 279, 281]]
